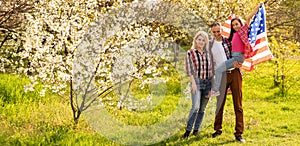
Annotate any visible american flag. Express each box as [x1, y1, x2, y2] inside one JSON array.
[[221, 4, 272, 71]]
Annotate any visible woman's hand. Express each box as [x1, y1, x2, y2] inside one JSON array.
[[191, 81, 197, 94], [189, 75, 198, 94]]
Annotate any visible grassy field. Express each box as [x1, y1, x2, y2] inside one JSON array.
[[0, 61, 300, 145]]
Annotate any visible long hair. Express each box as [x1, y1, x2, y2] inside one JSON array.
[[228, 18, 243, 42], [191, 31, 209, 51]]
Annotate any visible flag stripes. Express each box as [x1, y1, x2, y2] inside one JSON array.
[[221, 4, 272, 71]]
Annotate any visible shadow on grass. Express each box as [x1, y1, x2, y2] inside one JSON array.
[[209, 140, 236, 146], [149, 132, 236, 146]]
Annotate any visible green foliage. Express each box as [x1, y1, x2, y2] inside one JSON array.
[[269, 36, 300, 97], [137, 21, 192, 46], [0, 74, 44, 104], [243, 61, 300, 100], [1, 123, 117, 145], [181, 46, 190, 51], [101, 70, 184, 126], [178, 0, 261, 25], [267, 0, 300, 43], [165, 74, 182, 95], [1, 60, 300, 145], [1, 0, 299, 144], [104, 94, 181, 126]]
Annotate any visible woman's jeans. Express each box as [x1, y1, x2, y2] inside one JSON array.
[[186, 77, 211, 132], [212, 52, 244, 91]]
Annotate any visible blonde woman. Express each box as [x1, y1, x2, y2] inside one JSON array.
[[183, 31, 213, 138]]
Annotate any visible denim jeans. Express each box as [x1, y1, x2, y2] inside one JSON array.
[[186, 77, 211, 132], [213, 52, 244, 91]]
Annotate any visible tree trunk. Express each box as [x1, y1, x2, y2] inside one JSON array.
[[74, 111, 81, 125], [70, 77, 80, 125]]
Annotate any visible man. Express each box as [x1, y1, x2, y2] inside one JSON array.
[[209, 22, 245, 143]]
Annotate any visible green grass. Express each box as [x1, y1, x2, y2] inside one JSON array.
[[1, 60, 300, 145], [0, 74, 43, 104]]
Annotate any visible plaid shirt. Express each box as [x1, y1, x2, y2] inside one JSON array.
[[185, 49, 213, 79], [237, 24, 253, 59], [222, 37, 232, 59]]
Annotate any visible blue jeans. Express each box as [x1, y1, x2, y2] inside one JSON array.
[[186, 77, 211, 132], [212, 52, 244, 91]]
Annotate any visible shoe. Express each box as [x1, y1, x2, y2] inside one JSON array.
[[236, 136, 246, 143], [182, 131, 190, 139], [212, 131, 221, 138], [210, 90, 220, 97], [192, 130, 199, 136]]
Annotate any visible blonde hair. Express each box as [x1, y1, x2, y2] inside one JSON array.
[[191, 30, 209, 51]]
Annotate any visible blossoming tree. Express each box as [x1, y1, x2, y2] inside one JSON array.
[[16, 0, 205, 125]]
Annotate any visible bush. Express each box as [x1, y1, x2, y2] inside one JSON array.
[[166, 75, 182, 95]]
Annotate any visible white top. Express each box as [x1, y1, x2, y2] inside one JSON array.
[[211, 40, 227, 66]]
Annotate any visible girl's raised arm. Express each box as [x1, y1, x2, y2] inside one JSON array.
[[246, 3, 263, 26]]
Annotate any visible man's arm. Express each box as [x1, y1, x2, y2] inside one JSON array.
[[233, 61, 242, 68]]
